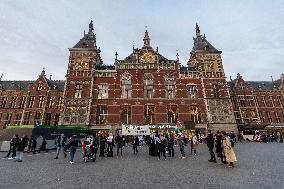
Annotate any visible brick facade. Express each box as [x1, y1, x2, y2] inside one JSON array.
[[2, 21, 281, 132]]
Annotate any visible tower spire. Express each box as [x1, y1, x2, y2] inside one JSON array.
[[143, 27, 151, 47], [89, 20, 94, 34], [196, 23, 201, 38]]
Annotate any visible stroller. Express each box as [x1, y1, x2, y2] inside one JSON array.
[[83, 143, 92, 162]]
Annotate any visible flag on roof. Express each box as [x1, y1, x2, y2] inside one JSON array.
[[176, 120, 184, 128]]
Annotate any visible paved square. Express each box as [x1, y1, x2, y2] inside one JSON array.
[[0, 142, 283, 189]]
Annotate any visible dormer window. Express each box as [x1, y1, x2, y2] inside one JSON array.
[[74, 83, 82, 98], [37, 82, 43, 91], [187, 85, 197, 99], [98, 84, 109, 99]]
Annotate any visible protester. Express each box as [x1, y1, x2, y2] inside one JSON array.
[[38, 138, 48, 153], [15, 135, 29, 162], [206, 131, 216, 163], [68, 135, 82, 164], [221, 131, 237, 168], [5, 135, 20, 159], [177, 132, 186, 159], [116, 133, 123, 157], [54, 134, 66, 159]]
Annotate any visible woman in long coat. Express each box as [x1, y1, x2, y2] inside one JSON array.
[[222, 132, 237, 168]]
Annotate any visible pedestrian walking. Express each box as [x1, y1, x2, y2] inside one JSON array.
[[191, 133, 198, 155], [106, 133, 114, 157], [116, 133, 123, 157], [67, 135, 82, 164], [215, 131, 227, 164], [221, 131, 237, 168], [159, 136, 167, 160], [15, 135, 29, 162], [54, 134, 66, 159], [90, 137, 99, 162], [5, 135, 20, 159], [38, 138, 48, 153], [99, 134, 106, 157], [206, 131, 216, 163], [168, 134, 174, 157], [149, 133, 156, 156], [31, 137, 37, 154], [177, 132, 186, 159], [133, 136, 139, 154]]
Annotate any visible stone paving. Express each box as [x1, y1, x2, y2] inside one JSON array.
[[0, 142, 283, 189]]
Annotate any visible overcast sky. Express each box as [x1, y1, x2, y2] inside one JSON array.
[[0, 0, 283, 81]]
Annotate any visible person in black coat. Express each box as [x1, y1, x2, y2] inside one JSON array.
[[31, 138, 37, 154], [206, 131, 216, 163], [168, 135, 174, 157], [5, 135, 20, 159], [116, 133, 123, 157], [133, 136, 139, 154], [16, 135, 29, 162], [99, 134, 106, 157], [159, 137, 167, 160], [38, 138, 48, 153], [91, 137, 99, 162], [215, 131, 227, 164]]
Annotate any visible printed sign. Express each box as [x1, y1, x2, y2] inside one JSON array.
[[121, 124, 151, 136]]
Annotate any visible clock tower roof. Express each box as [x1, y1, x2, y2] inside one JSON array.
[[73, 20, 97, 49], [191, 23, 221, 54]]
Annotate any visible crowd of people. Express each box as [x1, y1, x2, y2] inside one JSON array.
[[4, 130, 239, 168]]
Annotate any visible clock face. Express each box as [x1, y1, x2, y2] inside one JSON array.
[[74, 58, 89, 70], [139, 52, 155, 63]]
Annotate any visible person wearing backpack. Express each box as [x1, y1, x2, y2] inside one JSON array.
[[15, 135, 29, 162]]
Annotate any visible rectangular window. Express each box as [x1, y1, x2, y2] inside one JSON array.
[[75, 84, 82, 98], [120, 105, 131, 124], [37, 82, 43, 91], [4, 113, 13, 126], [96, 105, 107, 124], [44, 113, 52, 125], [144, 79, 154, 99], [269, 96, 274, 107], [168, 105, 177, 124], [240, 96, 245, 107], [260, 112, 264, 123], [212, 84, 220, 98], [187, 85, 197, 99], [34, 111, 42, 121], [267, 112, 272, 123], [0, 97, 7, 108], [14, 113, 22, 126], [190, 105, 200, 123], [47, 97, 54, 108], [254, 96, 259, 106], [98, 84, 109, 99], [54, 113, 60, 126], [38, 96, 45, 108], [121, 80, 132, 99], [0, 112, 2, 121], [28, 96, 35, 108], [276, 96, 282, 107], [144, 105, 155, 124], [23, 112, 31, 125], [57, 97, 63, 108], [262, 96, 266, 107], [275, 112, 280, 123], [20, 97, 27, 108], [10, 96, 17, 108]]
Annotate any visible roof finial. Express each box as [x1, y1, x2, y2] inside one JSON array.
[[176, 50, 179, 61], [0, 73, 3, 81], [41, 68, 46, 76], [49, 74, 52, 80], [156, 46, 159, 53], [143, 26, 150, 47], [115, 51, 118, 60], [89, 20, 94, 34], [196, 23, 201, 38]]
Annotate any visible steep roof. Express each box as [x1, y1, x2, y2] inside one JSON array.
[[227, 80, 281, 91], [0, 81, 31, 91], [73, 21, 97, 49], [191, 23, 220, 53]]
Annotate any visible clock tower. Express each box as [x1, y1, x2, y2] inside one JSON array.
[[188, 23, 237, 132], [59, 20, 102, 127]]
